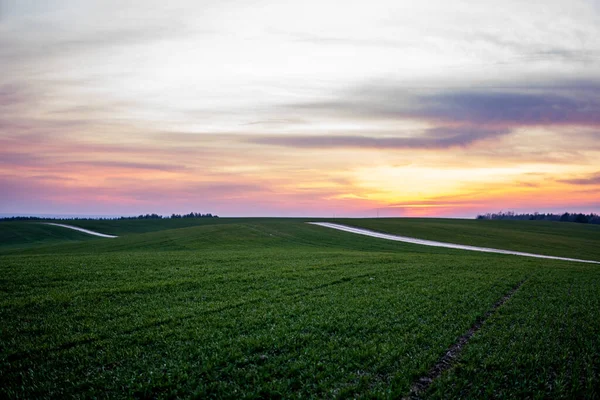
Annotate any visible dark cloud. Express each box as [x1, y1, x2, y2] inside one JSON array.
[[248, 126, 508, 149], [414, 90, 600, 126], [288, 81, 600, 128], [558, 172, 600, 186]]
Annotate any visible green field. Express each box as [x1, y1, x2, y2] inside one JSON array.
[[1, 218, 599, 398], [0, 222, 98, 252]]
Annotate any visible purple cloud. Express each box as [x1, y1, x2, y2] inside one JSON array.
[[248, 126, 508, 149], [288, 80, 600, 127], [415, 90, 600, 126], [558, 172, 600, 185]]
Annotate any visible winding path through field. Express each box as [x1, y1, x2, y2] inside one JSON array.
[[309, 222, 600, 264], [44, 223, 118, 238]]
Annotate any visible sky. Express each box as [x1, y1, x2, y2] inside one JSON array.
[[1, 0, 599, 218]]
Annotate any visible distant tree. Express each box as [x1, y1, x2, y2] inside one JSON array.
[[1, 212, 218, 221], [473, 211, 599, 225]]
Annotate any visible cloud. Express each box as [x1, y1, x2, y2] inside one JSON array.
[[97, 181, 269, 202], [467, 32, 600, 65], [283, 31, 411, 49], [0, 84, 30, 107], [30, 175, 77, 182], [0, 8, 204, 65], [414, 90, 600, 126], [514, 181, 541, 188], [0, 152, 47, 166], [242, 118, 308, 127], [288, 81, 600, 128], [248, 126, 508, 149], [558, 172, 600, 185], [60, 160, 187, 172]]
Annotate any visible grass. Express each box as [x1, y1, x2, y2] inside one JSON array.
[[39, 217, 302, 236], [0, 222, 97, 252], [428, 263, 600, 398], [1, 218, 599, 398], [334, 218, 600, 261]]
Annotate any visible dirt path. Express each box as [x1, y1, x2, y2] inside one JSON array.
[[309, 222, 600, 264], [45, 223, 118, 238]]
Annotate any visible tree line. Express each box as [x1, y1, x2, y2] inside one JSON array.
[[476, 211, 600, 224], [0, 212, 218, 221]]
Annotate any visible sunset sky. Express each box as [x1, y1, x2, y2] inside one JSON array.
[[1, 0, 599, 217]]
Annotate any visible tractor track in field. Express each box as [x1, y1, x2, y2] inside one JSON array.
[[309, 222, 600, 264], [403, 278, 528, 399]]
